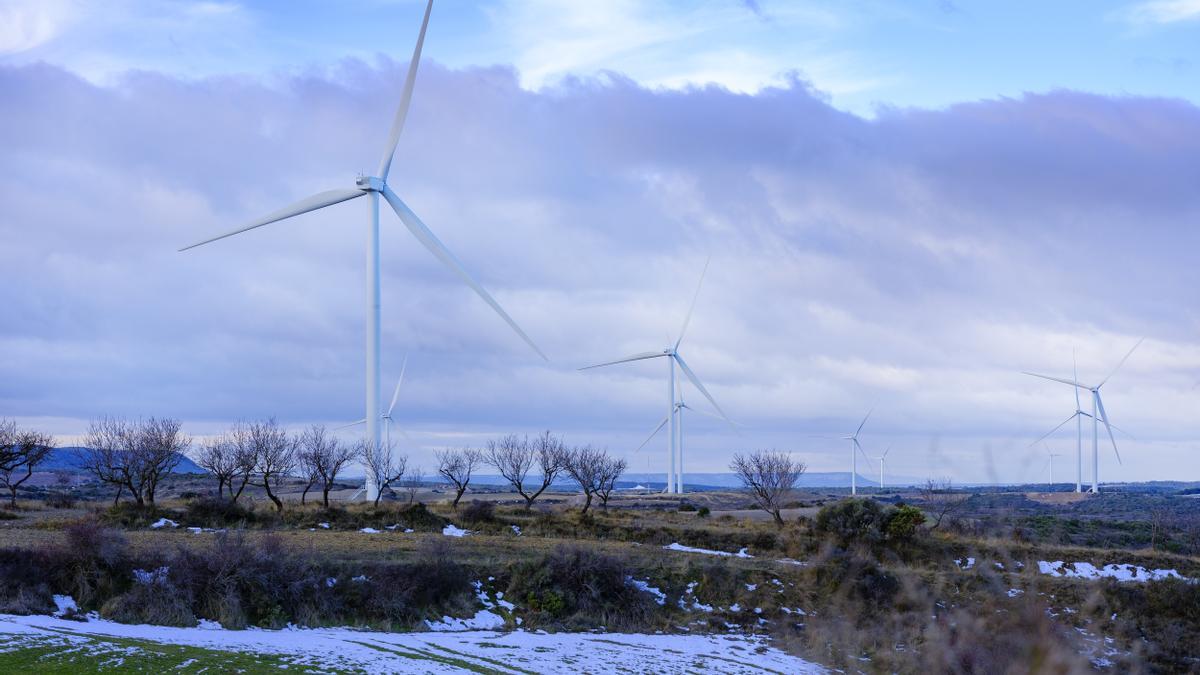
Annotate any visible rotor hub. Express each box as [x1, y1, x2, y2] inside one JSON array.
[[355, 176, 386, 192]]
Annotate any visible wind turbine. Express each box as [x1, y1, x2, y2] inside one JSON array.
[[1024, 338, 1142, 493], [1042, 445, 1062, 488], [581, 259, 733, 494], [634, 393, 730, 493], [873, 445, 891, 491], [178, 0, 545, 501], [340, 354, 409, 450], [842, 410, 872, 496]]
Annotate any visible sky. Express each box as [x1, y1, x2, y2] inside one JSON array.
[[1, 0, 1199, 485]]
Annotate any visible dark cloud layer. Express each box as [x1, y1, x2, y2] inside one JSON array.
[[2, 60, 1198, 481]]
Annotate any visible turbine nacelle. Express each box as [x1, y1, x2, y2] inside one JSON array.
[[355, 176, 386, 192]]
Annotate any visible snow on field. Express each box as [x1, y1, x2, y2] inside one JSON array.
[[664, 543, 753, 558], [956, 557, 976, 570], [149, 518, 178, 529], [51, 595, 77, 617], [0, 614, 825, 674], [443, 524, 471, 537], [1037, 561, 1190, 582]]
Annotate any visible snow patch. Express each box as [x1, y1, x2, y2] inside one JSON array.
[[511, 525, 522, 536], [1037, 561, 1189, 582], [626, 577, 666, 606], [425, 609, 505, 632], [52, 595, 77, 617], [149, 518, 177, 529], [359, 527, 381, 534], [317, 522, 330, 529], [442, 524, 471, 537], [664, 543, 752, 558], [956, 557, 975, 570]]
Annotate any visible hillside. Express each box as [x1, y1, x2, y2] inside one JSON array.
[[39, 447, 206, 475]]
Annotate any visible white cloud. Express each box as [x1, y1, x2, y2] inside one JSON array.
[[1119, 0, 1200, 24]]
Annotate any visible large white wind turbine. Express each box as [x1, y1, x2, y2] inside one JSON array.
[[1024, 338, 1142, 493], [581, 259, 733, 494], [178, 1, 545, 501], [842, 410, 872, 496]]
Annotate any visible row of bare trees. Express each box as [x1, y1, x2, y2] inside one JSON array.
[[434, 432, 626, 514], [0, 419, 55, 508], [81, 417, 189, 508]]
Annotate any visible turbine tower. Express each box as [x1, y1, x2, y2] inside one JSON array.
[[635, 393, 730, 493], [1024, 338, 1141, 493], [179, 0, 545, 501], [1042, 445, 1062, 487], [581, 259, 733, 494], [874, 445, 891, 491]]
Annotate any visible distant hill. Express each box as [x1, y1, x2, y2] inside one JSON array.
[[39, 447, 206, 475]]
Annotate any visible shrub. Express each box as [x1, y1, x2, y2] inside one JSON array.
[[0, 509, 18, 520], [99, 502, 166, 528], [812, 550, 899, 606], [697, 506, 711, 518], [183, 497, 257, 528], [885, 504, 926, 542], [507, 545, 651, 629], [678, 502, 698, 512], [461, 500, 495, 524], [45, 493, 75, 509], [815, 498, 887, 547], [101, 567, 195, 627]]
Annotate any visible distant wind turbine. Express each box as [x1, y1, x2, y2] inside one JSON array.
[[339, 354, 409, 450], [843, 410, 872, 496], [581, 258, 734, 494], [178, 0, 545, 501], [873, 445, 891, 491], [1042, 445, 1062, 487], [1024, 338, 1142, 493], [635, 393, 731, 493]]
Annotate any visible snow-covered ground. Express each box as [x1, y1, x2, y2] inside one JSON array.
[[663, 543, 753, 558], [0, 614, 825, 674], [1037, 561, 1191, 583]]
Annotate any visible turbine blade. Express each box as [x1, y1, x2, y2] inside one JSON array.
[[377, 0, 433, 181], [882, 445, 891, 459], [682, 402, 742, 427], [1029, 412, 1079, 447], [674, 256, 710, 351], [854, 438, 872, 464], [1094, 392, 1122, 465], [334, 418, 368, 431], [381, 185, 547, 360], [385, 417, 412, 442], [1072, 349, 1081, 412], [635, 415, 670, 453], [854, 409, 873, 439], [387, 354, 408, 417], [1022, 371, 1085, 389], [179, 189, 365, 251], [1099, 337, 1144, 387], [578, 351, 666, 371], [672, 353, 733, 428]]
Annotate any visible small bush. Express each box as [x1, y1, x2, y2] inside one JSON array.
[[815, 498, 887, 547], [101, 567, 195, 627], [885, 504, 926, 542], [45, 494, 75, 509], [678, 502, 698, 512], [697, 506, 711, 518], [99, 502, 166, 528], [507, 545, 651, 630], [183, 497, 257, 528], [398, 503, 446, 532], [0, 509, 18, 520], [461, 500, 495, 524]]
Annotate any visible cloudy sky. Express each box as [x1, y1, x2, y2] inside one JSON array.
[[2, 0, 1198, 484]]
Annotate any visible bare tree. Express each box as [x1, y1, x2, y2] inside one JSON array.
[[402, 466, 423, 504], [730, 450, 805, 526], [565, 445, 607, 515], [485, 431, 568, 511], [595, 453, 627, 509], [246, 419, 296, 512], [137, 418, 188, 506], [436, 448, 480, 510], [360, 439, 408, 507], [228, 423, 257, 503], [0, 421, 55, 508], [300, 425, 354, 508], [921, 478, 968, 531], [82, 417, 187, 508], [195, 434, 238, 499]]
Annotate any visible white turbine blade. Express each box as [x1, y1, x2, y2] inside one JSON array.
[[881, 445, 891, 459], [1094, 392, 1122, 465], [381, 185, 547, 360], [674, 256, 710, 351], [579, 351, 666, 371], [1028, 412, 1079, 447], [377, 0, 433, 181], [385, 417, 412, 442], [681, 402, 743, 427], [387, 354, 408, 417], [854, 438, 872, 464], [1099, 337, 1144, 387], [853, 409, 873, 439], [334, 418, 368, 431], [1022, 371, 1085, 389], [635, 415, 671, 453], [1072, 349, 1082, 412], [179, 189, 365, 251], [672, 353, 733, 428]]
